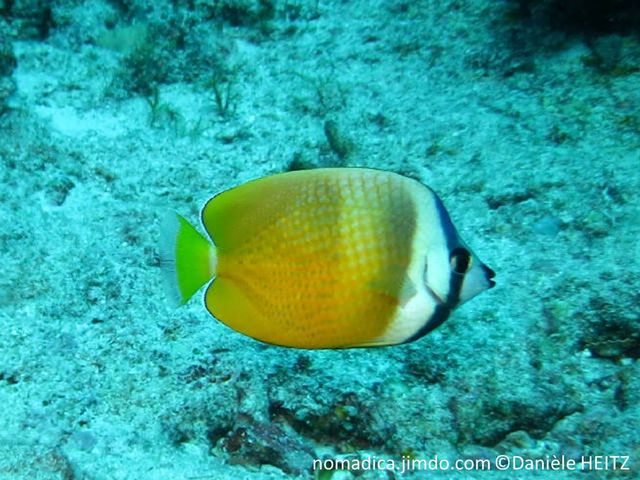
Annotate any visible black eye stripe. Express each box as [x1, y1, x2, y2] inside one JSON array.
[[450, 247, 471, 274]]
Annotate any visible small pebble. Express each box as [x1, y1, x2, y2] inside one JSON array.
[[533, 215, 561, 237]]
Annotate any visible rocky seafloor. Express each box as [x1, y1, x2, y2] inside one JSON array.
[[0, 0, 639, 478]]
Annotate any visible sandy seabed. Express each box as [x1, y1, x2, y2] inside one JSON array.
[[0, 1, 638, 478]]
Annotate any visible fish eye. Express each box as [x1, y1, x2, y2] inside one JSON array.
[[450, 247, 472, 274]]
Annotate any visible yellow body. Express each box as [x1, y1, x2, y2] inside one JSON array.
[[161, 168, 495, 349], [203, 169, 417, 348]]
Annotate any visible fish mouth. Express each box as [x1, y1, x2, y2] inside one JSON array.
[[482, 264, 496, 288], [425, 263, 495, 307]]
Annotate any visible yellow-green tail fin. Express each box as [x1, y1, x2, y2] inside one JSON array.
[[159, 212, 217, 305]]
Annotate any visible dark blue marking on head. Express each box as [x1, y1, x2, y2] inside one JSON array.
[[402, 304, 452, 344], [432, 193, 462, 252], [432, 193, 467, 306]]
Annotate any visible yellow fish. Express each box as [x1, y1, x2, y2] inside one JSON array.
[[160, 168, 495, 349]]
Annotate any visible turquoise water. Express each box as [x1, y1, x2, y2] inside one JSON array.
[[0, 1, 638, 479]]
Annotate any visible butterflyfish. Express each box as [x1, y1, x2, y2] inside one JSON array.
[[160, 168, 495, 349]]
